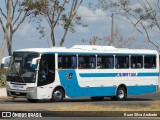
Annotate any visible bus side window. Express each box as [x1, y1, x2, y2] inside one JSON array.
[[97, 55, 114, 69], [78, 56, 83, 69], [78, 55, 96, 69], [79, 63, 83, 69], [89, 56, 96, 68], [131, 56, 143, 69], [115, 56, 129, 69], [58, 55, 77, 69], [144, 56, 156, 69], [71, 56, 77, 69], [58, 62, 62, 69]]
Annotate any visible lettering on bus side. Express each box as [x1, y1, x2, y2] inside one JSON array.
[[117, 73, 137, 77]]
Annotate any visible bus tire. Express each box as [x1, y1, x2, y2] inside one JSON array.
[[27, 98, 38, 103], [116, 87, 127, 101], [51, 88, 64, 102], [91, 97, 104, 101]]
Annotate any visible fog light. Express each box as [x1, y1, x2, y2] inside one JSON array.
[[26, 87, 34, 91]]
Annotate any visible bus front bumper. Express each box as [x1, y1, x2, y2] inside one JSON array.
[[7, 88, 38, 99]]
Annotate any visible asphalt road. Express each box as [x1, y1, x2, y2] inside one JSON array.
[[0, 92, 160, 119], [0, 92, 160, 105]]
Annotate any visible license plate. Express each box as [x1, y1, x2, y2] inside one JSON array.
[[13, 85, 23, 88], [15, 92, 20, 95]]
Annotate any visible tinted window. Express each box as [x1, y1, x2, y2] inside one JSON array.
[[115, 56, 129, 69], [131, 56, 143, 69], [78, 55, 96, 69], [58, 55, 77, 69], [38, 54, 55, 86], [144, 56, 156, 69], [97, 55, 114, 69]]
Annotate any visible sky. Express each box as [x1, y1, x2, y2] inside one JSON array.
[[0, 0, 160, 57]]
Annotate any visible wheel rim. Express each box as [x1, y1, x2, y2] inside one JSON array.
[[118, 89, 124, 99], [53, 90, 62, 101]]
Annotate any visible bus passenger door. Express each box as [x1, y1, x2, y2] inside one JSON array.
[[37, 54, 55, 99]]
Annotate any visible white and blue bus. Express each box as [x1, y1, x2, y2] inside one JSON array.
[[1, 45, 159, 102]]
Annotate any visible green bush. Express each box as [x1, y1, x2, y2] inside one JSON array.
[[0, 74, 6, 87], [0, 68, 8, 87]]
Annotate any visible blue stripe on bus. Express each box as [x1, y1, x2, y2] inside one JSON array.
[[58, 70, 157, 98], [79, 73, 117, 77], [137, 73, 159, 76], [79, 72, 159, 78]]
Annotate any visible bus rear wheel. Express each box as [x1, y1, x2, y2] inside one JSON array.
[[115, 87, 127, 100], [51, 88, 64, 102], [91, 97, 104, 101]]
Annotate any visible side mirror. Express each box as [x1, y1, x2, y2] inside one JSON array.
[[31, 57, 40, 70], [1, 56, 11, 68]]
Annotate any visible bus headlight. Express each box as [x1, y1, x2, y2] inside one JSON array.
[[26, 87, 34, 91]]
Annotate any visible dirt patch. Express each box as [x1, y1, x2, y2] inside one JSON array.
[[0, 99, 157, 112], [54, 100, 160, 111]]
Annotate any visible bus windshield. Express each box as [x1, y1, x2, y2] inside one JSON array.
[[7, 52, 39, 83]]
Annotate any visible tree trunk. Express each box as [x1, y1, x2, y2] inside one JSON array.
[[0, 38, 7, 65], [51, 28, 55, 46], [0, 0, 11, 65], [59, 28, 68, 47], [7, 28, 13, 56], [7, 33, 13, 56]]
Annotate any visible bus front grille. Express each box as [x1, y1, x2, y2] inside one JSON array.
[[10, 92, 27, 96]]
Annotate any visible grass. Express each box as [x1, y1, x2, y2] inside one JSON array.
[[0, 85, 6, 88], [0, 68, 7, 87], [55, 100, 160, 111]]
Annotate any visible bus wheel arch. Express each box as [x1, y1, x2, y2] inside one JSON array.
[[115, 84, 127, 101], [51, 86, 65, 102]]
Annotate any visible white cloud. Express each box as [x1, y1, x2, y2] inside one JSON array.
[[16, 23, 36, 38], [76, 25, 89, 33], [78, 6, 107, 23]]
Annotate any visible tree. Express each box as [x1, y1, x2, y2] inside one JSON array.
[[0, 0, 12, 65], [81, 24, 136, 48], [0, 0, 28, 65], [22, 0, 83, 46], [98, 0, 160, 52]]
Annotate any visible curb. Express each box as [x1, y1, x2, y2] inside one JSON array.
[[0, 88, 7, 97]]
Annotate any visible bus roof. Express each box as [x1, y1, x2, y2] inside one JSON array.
[[14, 45, 158, 55]]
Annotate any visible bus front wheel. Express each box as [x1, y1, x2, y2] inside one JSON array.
[[51, 88, 64, 102], [115, 87, 127, 100]]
